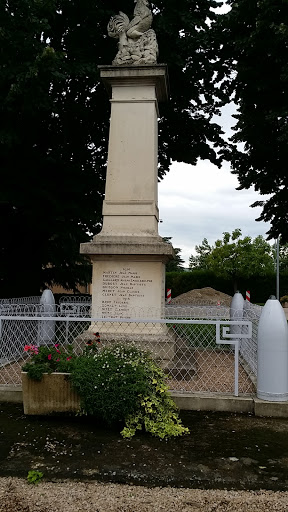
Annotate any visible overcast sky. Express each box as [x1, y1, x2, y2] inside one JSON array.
[[158, 102, 272, 267]]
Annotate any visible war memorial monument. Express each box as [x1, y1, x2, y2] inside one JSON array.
[[80, 1, 175, 361]]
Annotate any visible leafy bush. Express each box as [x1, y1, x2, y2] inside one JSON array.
[[27, 470, 43, 484], [23, 342, 189, 440], [70, 344, 189, 440]]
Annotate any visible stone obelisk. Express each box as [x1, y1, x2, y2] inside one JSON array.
[[80, 2, 174, 360]]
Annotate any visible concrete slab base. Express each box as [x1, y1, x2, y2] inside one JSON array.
[[0, 386, 22, 403], [2, 387, 288, 418], [254, 397, 288, 418], [170, 392, 254, 414]]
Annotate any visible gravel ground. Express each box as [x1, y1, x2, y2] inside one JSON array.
[[1, 478, 288, 512]]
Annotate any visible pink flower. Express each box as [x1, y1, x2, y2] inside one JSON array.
[[24, 345, 39, 354], [56, 358, 60, 362], [66, 357, 72, 361], [54, 344, 59, 348], [56, 350, 61, 354], [48, 354, 52, 360]]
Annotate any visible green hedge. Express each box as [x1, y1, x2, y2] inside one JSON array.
[[166, 270, 288, 304]]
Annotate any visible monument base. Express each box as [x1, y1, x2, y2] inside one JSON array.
[[79, 235, 175, 367], [81, 235, 174, 319], [74, 324, 176, 369]]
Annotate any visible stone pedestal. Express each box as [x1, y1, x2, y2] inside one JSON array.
[[80, 65, 174, 364]]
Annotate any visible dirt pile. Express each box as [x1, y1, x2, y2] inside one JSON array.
[[171, 287, 232, 306]]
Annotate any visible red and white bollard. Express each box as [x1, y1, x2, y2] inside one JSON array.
[[246, 290, 250, 302], [166, 288, 172, 304]]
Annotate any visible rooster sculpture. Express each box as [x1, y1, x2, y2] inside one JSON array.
[[107, 0, 158, 65]]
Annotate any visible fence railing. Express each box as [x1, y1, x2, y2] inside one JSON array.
[[240, 301, 262, 378], [0, 296, 41, 305], [0, 306, 259, 396]]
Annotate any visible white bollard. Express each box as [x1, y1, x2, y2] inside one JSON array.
[[230, 291, 244, 336], [37, 289, 56, 345], [257, 295, 288, 401]]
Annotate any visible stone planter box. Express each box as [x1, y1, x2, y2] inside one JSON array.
[[21, 372, 81, 415]]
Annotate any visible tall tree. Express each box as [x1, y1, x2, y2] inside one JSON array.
[[189, 238, 212, 270], [220, 0, 288, 242], [278, 242, 288, 272], [1, 0, 228, 296], [162, 237, 185, 272], [189, 229, 274, 291]]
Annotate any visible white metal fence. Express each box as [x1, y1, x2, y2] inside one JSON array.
[[240, 301, 262, 378], [0, 303, 261, 396], [0, 296, 41, 305]]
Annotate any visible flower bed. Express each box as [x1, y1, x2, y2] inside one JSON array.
[[21, 340, 189, 440]]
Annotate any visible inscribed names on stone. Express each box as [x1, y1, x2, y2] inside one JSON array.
[[101, 265, 153, 318]]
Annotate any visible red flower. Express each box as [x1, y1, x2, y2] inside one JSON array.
[[93, 332, 101, 343], [48, 354, 52, 360], [24, 345, 39, 354], [66, 357, 72, 361]]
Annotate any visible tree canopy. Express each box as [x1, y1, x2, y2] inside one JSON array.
[[162, 237, 185, 272], [220, 0, 288, 242], [189, 237, 212, 271], [0, 0, 228, 296], [189, 229, 274, 291], [278, 242, 288, 272]]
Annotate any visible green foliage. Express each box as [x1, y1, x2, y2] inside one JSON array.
[[189, 229, 274, 291], [162, 237, 185, 272], [279, 243, 288, 272], [166, 269, 288, 304], [70, 344, 189, 439], [0, 0, 228, 296], [122, 392, 189, 440], [219, 0, 288, 241], [22, 344, 75, 381], [70, 346, 149, 423], [27, 470, 43, 485], [189, 238, 212, 270]]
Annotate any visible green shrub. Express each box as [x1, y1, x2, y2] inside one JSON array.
[[70, 344, 189, 440], [23, 342, 189, 440], [27, 470, 43, 484]]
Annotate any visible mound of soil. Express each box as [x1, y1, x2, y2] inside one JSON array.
[[171, 287, 232, 306]]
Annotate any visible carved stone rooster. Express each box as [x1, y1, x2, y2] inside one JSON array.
[[107, 0, 158, 66]]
